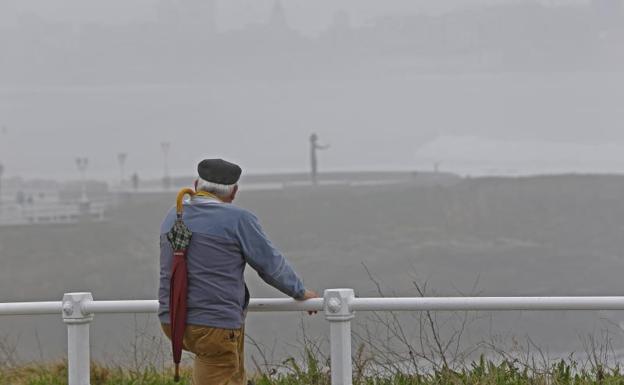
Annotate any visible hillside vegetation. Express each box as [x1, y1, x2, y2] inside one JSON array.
[[1, 356, 623, 385]]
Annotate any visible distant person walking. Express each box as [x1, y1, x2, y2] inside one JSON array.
[[309, 133, 329, 185], [159, 159, 318, 385]]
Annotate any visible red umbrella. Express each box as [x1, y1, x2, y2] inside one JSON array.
[[166, 188, 195, 382]]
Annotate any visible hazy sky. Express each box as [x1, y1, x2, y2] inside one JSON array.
[[1, 0, 621, 182], [3, 72, 624, 181], [3, 0, 590, 34]]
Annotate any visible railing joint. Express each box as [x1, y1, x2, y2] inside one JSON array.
[[324, 288, 355, 321], [62, 292, 94, 324]]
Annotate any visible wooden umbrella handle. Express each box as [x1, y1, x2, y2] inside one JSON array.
[[176, 188, 196, 217]]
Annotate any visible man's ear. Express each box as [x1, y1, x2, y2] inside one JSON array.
[[230, 185, 239, 202]]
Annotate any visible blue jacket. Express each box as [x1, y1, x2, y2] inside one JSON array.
[[158, 196, 305, 329]]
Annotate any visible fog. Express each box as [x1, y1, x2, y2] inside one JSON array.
[[1, 0, 624, 370], [1, 0, 623, 180], [2, 1, 590, 32]]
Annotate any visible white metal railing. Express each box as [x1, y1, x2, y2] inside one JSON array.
[[3, 289, 624, 385]]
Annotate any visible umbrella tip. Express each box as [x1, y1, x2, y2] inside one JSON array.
[[174, 363, 181, 382]]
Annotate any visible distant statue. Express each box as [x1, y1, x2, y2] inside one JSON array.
[[309, 133, 330, 185], [131, 172, 140, 191]]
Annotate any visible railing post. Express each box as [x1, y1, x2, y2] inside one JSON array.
[[62, 292, 94, 385], [324, 288, 355, 385]]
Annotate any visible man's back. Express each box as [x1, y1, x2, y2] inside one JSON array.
[[159, 197, 305, 329], [159, 199, 249, 329]]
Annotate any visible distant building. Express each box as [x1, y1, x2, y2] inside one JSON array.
[[234, 0, 303, 52], [184, 0, 217, 35], [157, 0, 216, 36], [0, 0, 17, 27], [156, 0, 180, 26], [330, 10, 351, 32], [593, 0, 623, 30], [269, 0, 289, 31], [593, 0, 622, 15]]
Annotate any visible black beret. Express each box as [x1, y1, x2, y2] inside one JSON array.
[[197, 159, 242, 185]]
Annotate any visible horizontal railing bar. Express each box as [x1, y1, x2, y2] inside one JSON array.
[[0, 298, 325, 316], [82, 298, 325, 314], [0, 301, 62, 315], [5, 296, 624, 317], [82, 300, 158, 314], [248, 298, 324, 312], [351, 297, 624, 311]]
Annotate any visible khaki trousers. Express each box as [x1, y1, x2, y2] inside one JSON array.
[[162, 323, 246, 385]]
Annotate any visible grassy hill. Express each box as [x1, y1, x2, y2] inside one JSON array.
[[2, 173, 624, 363]]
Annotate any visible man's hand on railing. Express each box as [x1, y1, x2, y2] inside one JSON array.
[[299, 289, 320, 315]]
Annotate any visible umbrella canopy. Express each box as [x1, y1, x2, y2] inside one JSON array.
[[166, 188, 195, 382]]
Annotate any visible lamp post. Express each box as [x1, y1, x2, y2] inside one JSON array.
[[0, 163, 4, 209], [117, 152, 127, 187], [160, 142, 171, 190], [434, 161, 441, 174], [75, 157, 89, 215], [0, 125, 6, 208]]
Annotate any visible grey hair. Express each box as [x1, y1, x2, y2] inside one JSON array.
[[196, 177, 237, 198]]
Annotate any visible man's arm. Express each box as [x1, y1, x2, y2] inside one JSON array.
[[315, 143, 330, 150], [237, 211, 309, 299]]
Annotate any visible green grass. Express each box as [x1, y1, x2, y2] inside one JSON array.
[[2, 356, 624, 385], [0, 362, 191, 385]]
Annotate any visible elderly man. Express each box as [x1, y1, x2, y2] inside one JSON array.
[[159, 159, 318, 385]]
